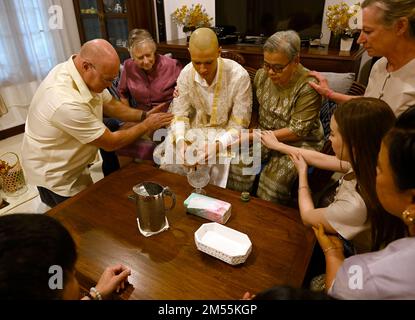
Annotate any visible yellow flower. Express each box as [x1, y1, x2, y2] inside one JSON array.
[[326, 2, 360, 37], [172, 4, 212, 30]]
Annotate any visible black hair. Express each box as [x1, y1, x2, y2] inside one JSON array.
[[372, 107, 415, 249], [0, 214, 77, 299], [384, 106, 415, 190]]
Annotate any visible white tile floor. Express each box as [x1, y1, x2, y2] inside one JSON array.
[[0, 133, 104, 215]]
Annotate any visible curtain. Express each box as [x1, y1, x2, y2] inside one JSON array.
[[0, 94, 8, 117], [0, 0, 80, 109]]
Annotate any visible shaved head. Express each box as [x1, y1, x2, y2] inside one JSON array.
[[79, 39, 119, 69], [187, 28, 221, 85], [189, 28, 219, 51], [74, 39, 120, 93]]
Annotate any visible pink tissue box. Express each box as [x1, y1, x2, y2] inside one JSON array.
[[184, 193, 231, 224]]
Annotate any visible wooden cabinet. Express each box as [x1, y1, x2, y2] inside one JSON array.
[[73, 0, 156, 62], [157, 38, 365, 78]]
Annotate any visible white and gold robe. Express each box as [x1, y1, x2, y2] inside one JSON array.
[[155, 57, 252, 187]]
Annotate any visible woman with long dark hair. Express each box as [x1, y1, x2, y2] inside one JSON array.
[[314, 106, 415, 299], [260, 98, 404, 252]]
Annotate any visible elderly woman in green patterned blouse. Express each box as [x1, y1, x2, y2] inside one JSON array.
[[227, 30, 324, 205]]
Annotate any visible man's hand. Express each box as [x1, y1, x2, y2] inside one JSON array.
[[142, 112, 173, 132], [147, 102, 168, 116]]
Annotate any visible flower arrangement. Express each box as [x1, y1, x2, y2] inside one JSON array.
[[326, 2, 361, 38], [172, 4, 213, 33]]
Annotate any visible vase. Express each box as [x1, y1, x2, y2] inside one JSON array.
[[183, 27, 196, 43], [185, 31, 192, 43], [329, 32, 341, 50], [340, 37, 354, 52]]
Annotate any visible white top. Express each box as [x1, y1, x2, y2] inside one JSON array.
[[329, 237, 415, 300], [170, 57, 252, 147], [22, 56, 111, 197], [365, 57, 415, 116], [157, 58, 252, 187], [324, 171, 370, 251]]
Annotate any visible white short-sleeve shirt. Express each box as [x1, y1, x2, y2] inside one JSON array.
[[324, 171, 370, 251], [365, 57, 415, 116], [22, 55, 112, 197]]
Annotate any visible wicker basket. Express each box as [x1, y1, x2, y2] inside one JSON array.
[[0, 152, 27, 196]]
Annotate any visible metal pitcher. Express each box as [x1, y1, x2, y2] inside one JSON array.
[[131, 182, 176, 233]]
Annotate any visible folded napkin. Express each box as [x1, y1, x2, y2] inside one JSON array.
[[137, 217, 169, 237]]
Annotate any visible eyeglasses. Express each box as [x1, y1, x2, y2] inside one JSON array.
[[263, 59, 292, 73], [87, 62, 117, 84]]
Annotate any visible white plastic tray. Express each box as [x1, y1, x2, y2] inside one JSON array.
[[194, 222, 252, 265]]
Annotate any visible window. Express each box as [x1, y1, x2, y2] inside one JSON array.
[[0, 0, 59, 85]]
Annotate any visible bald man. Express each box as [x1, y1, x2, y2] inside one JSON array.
[[155, 28, 252, 187], [22, 39, 173, 207]]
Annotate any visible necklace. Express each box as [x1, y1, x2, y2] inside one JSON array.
[[378, 73, 391, 100]]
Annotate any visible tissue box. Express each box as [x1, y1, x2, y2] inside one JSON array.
[[184, 193, 231, 224]]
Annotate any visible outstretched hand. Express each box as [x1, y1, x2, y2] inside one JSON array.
[[308, 71, 331, 98], [95, 264, 131, 298], [147, 102, 168, 115], [143, 112, 174, 132]]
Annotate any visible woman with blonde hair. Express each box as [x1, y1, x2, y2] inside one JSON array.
[[309, 0, 415, 116]]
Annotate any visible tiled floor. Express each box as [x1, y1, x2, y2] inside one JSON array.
[[0, 133, 104, 215]]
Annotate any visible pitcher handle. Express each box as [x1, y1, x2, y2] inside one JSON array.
[[163, 187, 176, 212]]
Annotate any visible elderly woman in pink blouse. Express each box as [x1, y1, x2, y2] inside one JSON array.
[[114, 29, 182, 161], [118, 29, 182, 112]]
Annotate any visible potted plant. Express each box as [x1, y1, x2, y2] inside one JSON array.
[[326, 2, 361, 51], [172, 4, 213, 41]]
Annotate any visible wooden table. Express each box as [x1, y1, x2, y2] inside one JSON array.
[[47, 163, 315, 300]]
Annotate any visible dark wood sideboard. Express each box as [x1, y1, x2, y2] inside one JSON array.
[[158, 38, 365, 76]]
